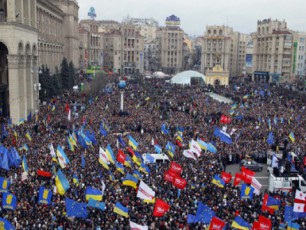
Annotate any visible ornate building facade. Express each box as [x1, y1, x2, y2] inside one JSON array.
[[0, 0, 79, 123]]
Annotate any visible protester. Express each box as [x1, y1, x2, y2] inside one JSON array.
[[0, 76, 305, 229]]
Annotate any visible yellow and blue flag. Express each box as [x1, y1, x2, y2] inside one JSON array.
[[122, 173, 138, 189], [166, 141, 176, 158], [240, 184, 254, 200], [0, 177, 10, 193], [124, 156, 133, 168], [154, 144, 162, 154], [267, 195, 281, 210], [65, 198, 87, 218], [19, 144, 29, 152], [55, 169, 70, 195], [231, 103, 237, 110], [100, 123, 108, 136], [2, 193, 17, 210], [18, 118, 25, 125], [105, 144, 115, 164], [140, 162, 150, 174], [197, 139, 208, 150], [25, 130, 32, 141], [22, 156, 28, 173], [231, 216, 250, 230], [118, 135, 126, 147], [133, 170, 143, 180], [67, 136, 74, 152], [212, 175, 225, 188], [115, 162, 125, 175], [85, 187, 102, 201], [0, 217, 15, 230], [113, 202, 129, 218], [109, 171, 115, 182], [56, 145, 70, 169], [289, 131, 295, 143], [38, 186, 52, 205], [128, 135, 138, 150], [88, 199, 106, 211], [287, 222, 300, 230], [73, 173, 79, 185]]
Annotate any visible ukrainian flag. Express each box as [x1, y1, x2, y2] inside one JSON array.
[[154, 144, 162, 154], [109, 171, 115, 182], [176, 134, 183, 142], [231, 216, 250, 230], [51, 105, 56, 111], [105, 144, 115, 164], [25, 131, 32, 141], [289, 131, 295, 143], [69, 134, 77, 147], [67, 136, 74, 152], [85, 187, 102, 201], [55, 169, 70, 195], [115, 162, 125, 175], [267, 196, 280, 210], [212, 175, 225, 188], [13, 130, 18, 139], [231, 103, 237, 110], [287, 222, 300, 230], [140, 162, 150, 174], [122, 173, 138, 189], [22, 156, 28, 173], [197, 139, 208, 150], [56, 145, 70, 168], [124, 156, 133, 168], [128, 135, 138, 150], [73, 174, 79, 185], [20, 144, 29, 152], [19, 118, 25, 125], [132, 155, 141, 166], [243, 94, 249, 99], [113, 202, 129, 218], [133, 170, 143, 180]]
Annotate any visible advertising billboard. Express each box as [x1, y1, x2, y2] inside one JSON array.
[[245, 54, 253, 68]]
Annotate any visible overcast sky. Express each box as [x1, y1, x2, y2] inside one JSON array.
[[78, 0, 306, 36]]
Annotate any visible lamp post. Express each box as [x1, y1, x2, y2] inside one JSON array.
[[118, 79, 126, 112]]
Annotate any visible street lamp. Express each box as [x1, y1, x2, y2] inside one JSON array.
[[118, 79, 127, 113]]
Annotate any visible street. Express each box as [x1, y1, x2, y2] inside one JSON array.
[[226, 163, 269, 193]]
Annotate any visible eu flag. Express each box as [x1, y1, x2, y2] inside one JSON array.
[[65, 198, 87, 218]]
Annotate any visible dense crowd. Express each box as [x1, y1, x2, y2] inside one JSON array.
[[0, 76, 305, 229]]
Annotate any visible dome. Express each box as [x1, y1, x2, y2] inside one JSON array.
[[170, 70, 206, 85]]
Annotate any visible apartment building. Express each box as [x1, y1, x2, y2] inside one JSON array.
[[128, 17, 159, 40], [294, 33, 306, 78], [156, 15, 184, 74], [102, 23, 144, 75], [252, 19, 294, 83], [79, 19, 103, 68]]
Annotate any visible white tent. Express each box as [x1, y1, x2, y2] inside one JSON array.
[[170, 70, 206, 85], [153, 71, 169, 78]]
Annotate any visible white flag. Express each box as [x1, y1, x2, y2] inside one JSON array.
[[68, 109, 71, 121], [294, 190, 306, 212], [251, 177, 262, 195], [129, 221, 148, 230], [49, 143, 56, 157], [101, 180, 106, 196], [189, 139, 201, 157], [137, 181, 155, 201], [182, 149, 196, 160]]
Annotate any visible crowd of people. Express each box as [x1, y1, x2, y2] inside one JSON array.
[[0, 75, 305, 229]]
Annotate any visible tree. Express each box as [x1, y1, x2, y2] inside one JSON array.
[[60, 58, 70, 90], [68, 61, 76, 88]]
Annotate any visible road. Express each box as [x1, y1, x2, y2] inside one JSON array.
[[226, 163, 269, 193]]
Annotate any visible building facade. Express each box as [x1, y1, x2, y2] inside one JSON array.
[[252, 19, 294, 83], [156, 15, 184, 74], [0, 0, 79, 123], [79, 19, 103, 69], [127, 17, 159, 40], [201, 26, 233, 76], [0, 0, 38, 123], [102, 23, 144, 75], [294, 33, 306, 77], [205, 65, 229, 86]]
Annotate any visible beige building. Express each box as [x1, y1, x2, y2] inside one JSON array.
[[102, 23, 144, 75], [252, 19, 294, 83], [79, 19, 103, 68], [205, 65, 229, 86], [128, 17, 158, 40], [156, 15, 184, 74], [0, 0, 79, 123], [98, 20, 120, 33], [201, 25, 250, 77]]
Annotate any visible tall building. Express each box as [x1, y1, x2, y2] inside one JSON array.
[[156, 15, 184, 74], [201, 25, 250, 77], [102, 23, 144, 75], [79, 19, 103, 68], [201, 26, 233, 75], [252, 19, 294, 83], [144, 38, 158, 72], [294, 33, 306, 77], [126, 17, 159, 40], [98, 20, 120, 33], [0, 0, 79, 123]]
